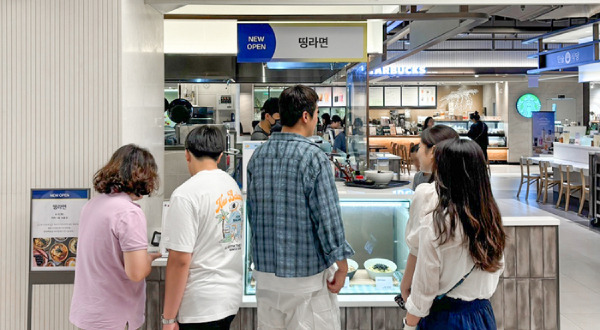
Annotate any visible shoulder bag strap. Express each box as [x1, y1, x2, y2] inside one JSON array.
[[435, 264, 477, 301]]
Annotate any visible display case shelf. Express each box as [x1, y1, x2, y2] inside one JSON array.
[[243, 192, 411, 297]]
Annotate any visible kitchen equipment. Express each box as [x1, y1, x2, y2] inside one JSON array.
[[364, 258, 397, 280], [334, 159, 353, 182], [365, 170, 393, 184]]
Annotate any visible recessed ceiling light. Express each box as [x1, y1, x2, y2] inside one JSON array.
[[474, 75, 480, 78]]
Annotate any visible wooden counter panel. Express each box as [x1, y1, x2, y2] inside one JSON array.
[[488, 147, 508, 162], [369, 136, 420, 153]]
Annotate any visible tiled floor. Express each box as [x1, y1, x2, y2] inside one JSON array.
[[489, 165, 600, 330]]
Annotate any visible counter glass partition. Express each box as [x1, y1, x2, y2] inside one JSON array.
[[346, 63, 368, 171], [243, 198, 410, 296]]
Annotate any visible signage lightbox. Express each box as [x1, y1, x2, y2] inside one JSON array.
[[237, 23, 367, 63]]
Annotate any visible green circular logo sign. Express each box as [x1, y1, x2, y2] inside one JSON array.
[[516, 93, 541, 118]]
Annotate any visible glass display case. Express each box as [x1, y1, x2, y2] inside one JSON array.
[[243, 198, 410, 296], [436, 120, 507, 147]]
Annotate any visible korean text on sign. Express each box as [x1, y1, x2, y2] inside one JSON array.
[[299, 37, 328, 48]]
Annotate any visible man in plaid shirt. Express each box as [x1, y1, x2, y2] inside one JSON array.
[[247, 85, 354, 330]]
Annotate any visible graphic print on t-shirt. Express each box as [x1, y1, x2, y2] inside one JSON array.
[[215, 190, 243, 251]]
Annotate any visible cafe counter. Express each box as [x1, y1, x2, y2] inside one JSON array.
[[145, 184, 560, 330]]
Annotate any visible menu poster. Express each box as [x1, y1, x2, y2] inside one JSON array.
[[402, 87, 419, 107], [384, 87, 401, 107], [31, 189, 89, 271], [369, 87, 384, 107], [419, 86, 437, 107], [315, 87, 332, 107], [332, 87, 347, 107], [532, 111, 555, 156]]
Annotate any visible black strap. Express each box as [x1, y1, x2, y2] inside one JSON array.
[[435, 264, 477, 300]]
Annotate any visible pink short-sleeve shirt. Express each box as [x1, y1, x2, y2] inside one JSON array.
[[70, 193, 148, 330]]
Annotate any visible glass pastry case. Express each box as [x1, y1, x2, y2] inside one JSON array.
[[243, 198, 411, 296]]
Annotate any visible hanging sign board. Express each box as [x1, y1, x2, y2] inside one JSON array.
[[528, 41, 599, 74], [30, 189, 89, 271], [237, 23, 367, 63]]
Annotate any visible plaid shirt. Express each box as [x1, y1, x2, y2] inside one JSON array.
[[247, 133, 354, 278]]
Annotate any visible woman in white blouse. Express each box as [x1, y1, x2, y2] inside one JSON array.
[[402, 125, 459, 297], [401, 139, 506, 329]]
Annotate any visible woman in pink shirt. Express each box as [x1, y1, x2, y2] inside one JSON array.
[[70, 144, 162, 330]]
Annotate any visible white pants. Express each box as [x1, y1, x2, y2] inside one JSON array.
[[256, 271, 341, 330]]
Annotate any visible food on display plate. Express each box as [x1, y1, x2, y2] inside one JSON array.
[[347, 259, 359, 280], [50, 243, 69, 263], [364, 258, 397, 280], [54, 237, 68, 242], [32, 249, 48, 267], [33, 238, 51, 250], [68, 238, 78, 254], [65, 258, 76, 267], [369, 263, 392, 273]]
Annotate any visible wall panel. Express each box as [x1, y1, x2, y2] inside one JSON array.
[[0, 0, 120, 328]]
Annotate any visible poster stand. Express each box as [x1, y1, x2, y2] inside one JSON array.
[[27, 188, 90, 330]]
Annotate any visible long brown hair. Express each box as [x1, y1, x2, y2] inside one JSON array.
[[93, 144, 159, 197], [433, 139, 505, 272]]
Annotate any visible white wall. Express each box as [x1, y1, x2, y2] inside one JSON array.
[[506, 80, 584, 162], [0, 0, 163, 328], [121, 0, 164, 233], [240, 84, 254, 135], [591, 86, 600, 120]]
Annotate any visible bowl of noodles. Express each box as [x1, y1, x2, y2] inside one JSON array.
[[347, 259, 359, 280], [364, 258, 397, 280]]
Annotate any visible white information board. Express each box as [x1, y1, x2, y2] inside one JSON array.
[[402, 87, 419, 107], [31, 189, 89, 271], [369, 87, 384, 107], [384, 87, 401, 107]]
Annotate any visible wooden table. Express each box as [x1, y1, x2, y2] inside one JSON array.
[[368, 145, 387, 152]]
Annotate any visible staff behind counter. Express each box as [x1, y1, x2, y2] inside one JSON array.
[[251, 98, 282, 140]]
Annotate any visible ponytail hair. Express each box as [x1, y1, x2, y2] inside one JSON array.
[[433, 139, 505, 272]]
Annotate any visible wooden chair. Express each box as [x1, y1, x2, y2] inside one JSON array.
[[555, 165, 583, 212], [537, 161, 561, 204], [399, 145, 411, 175], [517, 156, 540, 199], [407, 142, 415, 171], [578, 169, 590, 216]]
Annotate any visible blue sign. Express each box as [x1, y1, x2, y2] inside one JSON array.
[[32, 189, 89, 199], [528, 41, 599, 74], [532, 111, 556, 155], [545, 44, 596, 69], [237, 24, 277, 63]]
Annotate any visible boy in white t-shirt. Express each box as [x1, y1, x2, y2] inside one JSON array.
[[162, 126, 243, 330]]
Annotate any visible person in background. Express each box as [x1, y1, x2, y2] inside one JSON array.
[[162, 126, 243, 330], [251, 98, 280, 140], [70, 144, 162, 330], [467, 111, 489, 161], [409, 125, 459, 191], [321, 113, 332, 134], [402, 139, 505, 329], [331, 115, 347, 153], [247, 85, 354, 330], [410, 144, 420, 173], [423, 117, 435, 130]]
